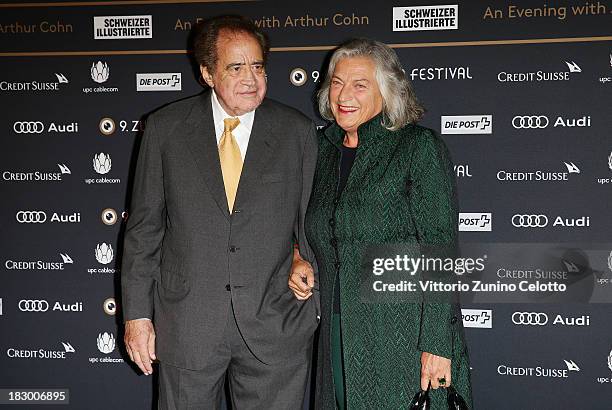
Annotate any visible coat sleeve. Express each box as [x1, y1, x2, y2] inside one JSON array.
[[408, 128, 458, 360], [294, 122, 319, 273], [121, 113, 166, 322]]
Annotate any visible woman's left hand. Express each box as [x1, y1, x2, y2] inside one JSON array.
[[420, 351, 451, 390]]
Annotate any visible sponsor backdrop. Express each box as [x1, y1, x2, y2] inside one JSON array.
[[0, 0, 611, 408]]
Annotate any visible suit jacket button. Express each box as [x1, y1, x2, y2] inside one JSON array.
[[229, 246, 237, 253], [451, 316, 458, 324], [225, 284, 231, 291]]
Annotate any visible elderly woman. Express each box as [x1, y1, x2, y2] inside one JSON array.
[[289, 39, 472, 408]]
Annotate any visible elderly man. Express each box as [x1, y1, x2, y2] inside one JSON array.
[[121, 15, 319, 409]]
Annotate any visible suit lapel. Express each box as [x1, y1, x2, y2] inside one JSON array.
[[234, 99, 277, 210], [184, 91, 230, 219]]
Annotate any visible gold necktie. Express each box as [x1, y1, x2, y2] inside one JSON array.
[[219, 117, 242, 213]]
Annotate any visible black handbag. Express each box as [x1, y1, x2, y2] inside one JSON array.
[[408, 384, 469, 410]]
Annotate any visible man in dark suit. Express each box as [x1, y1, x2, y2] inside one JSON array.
[[121, 15, 319, 409]]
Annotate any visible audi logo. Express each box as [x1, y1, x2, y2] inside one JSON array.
[[512, 312, 548, 325], [16, 211, 47, 223], [512, 214, 548, 228], [13, 121, 44, 134], [19, 299, 49, 312], [512, 116, 549, 129]]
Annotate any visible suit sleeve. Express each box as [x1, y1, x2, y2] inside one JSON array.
[[294, 122, 319, 273], [408, 129, 458, 360], [121, 114, 166, 322]]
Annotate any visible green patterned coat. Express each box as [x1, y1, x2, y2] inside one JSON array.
[[305, 114, 473, 409]]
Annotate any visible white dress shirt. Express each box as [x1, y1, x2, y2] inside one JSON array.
[[211, 90, 255, 161]]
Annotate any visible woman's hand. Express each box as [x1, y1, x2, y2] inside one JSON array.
[[288, 248, 314, 300], [420, 351, 451, 390]]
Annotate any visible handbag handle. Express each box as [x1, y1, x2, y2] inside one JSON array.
[[409, 382, 469, 410]]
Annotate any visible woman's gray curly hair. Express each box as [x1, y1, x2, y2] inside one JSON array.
[[317, 38, 424, 131]]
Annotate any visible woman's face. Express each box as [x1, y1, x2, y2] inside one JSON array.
[[329, 56, 383, 135]]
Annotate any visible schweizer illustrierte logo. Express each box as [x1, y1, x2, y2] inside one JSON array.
[[95, 243, 114, 264], [93, 15, 152, 40], [93, 153, 112, 174], [97, 332, 115, 354], [392, 5, 458, 32], [91, 61, 109, 83]]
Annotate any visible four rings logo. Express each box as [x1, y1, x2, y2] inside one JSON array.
[[19, 299, 49, 312], [512, 312, 548, 325], [512, 116, 549, 129], [512, 214, 548, 228], [16, 211, 47, 223], [14, 121, 44, 134]]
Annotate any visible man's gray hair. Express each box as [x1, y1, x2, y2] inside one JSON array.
[[318, 38, 424, 131]]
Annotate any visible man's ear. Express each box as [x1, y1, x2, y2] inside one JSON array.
[[200, 65, 214, 88]]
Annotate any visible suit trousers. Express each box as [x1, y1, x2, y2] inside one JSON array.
[[158, 302, 311, 410]]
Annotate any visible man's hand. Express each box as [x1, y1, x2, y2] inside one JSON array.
[[420, 351, 451, 390], [124, 319, 156, 375], [288, 247, 314, 300]]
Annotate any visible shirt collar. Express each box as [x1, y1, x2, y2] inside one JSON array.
[[211, 90, 255, 133]]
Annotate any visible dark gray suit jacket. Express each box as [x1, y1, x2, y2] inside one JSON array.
[[121, 91, 319, 369]]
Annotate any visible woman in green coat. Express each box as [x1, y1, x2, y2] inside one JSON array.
[[289, 38, 473, 409]]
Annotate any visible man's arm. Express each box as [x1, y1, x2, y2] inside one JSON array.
[[121, 113, 166, 375], [289, 123, 318, 298]]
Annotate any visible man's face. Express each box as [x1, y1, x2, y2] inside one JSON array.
[[200, 30, 267, 116], [329, 56, 383, 136]]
